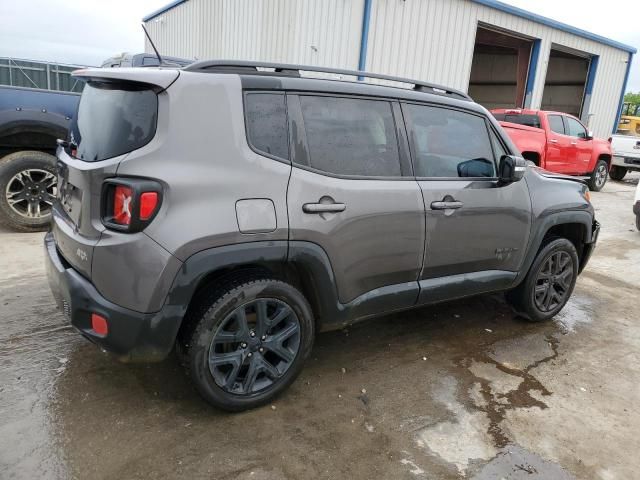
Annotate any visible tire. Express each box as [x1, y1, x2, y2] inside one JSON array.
[[507, 238, 579, 322], [181, 277, 315, 411], [636, 214, 640, 232], [0, 151, 57, 232], [587, 159, 608, 192], [609, 166, 627, 181]]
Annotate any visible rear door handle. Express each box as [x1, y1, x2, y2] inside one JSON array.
[[302, 202, 346, 213], [431, 200, 463, 210], [571, 141, 577, 145]]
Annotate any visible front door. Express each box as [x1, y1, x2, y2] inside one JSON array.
[[401, 103, 532, 302], [545, 113, 575, 173], [286, 94, 425, 307], [564, 115, 593, 174]]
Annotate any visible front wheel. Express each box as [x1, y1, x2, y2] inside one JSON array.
[[588, 159, 608, 192], [181, 278, 315, 411], [609, 166, 627, 181], [0, 151, 57, 232], [507, 238, 579, 322]]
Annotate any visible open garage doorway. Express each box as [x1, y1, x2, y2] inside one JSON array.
[[541, 47, 592, 119], [468, 26, 533, 109]]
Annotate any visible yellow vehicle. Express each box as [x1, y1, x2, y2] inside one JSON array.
[[617, 103, 640, 136]]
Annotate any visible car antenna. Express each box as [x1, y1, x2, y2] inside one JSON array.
[[141, 23, 164, 66]]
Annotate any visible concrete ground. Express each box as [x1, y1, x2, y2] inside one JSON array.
[[1, 174, 639, 480]]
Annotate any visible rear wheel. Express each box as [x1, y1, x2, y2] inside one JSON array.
[[0, 151, 57, 232], [181, 278, 315, 411], [609, 166, 627, 181], [587, 159, 608, 191], [507, 238, 579, 322]]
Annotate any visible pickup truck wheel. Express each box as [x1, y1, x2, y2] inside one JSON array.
[[507, 238, 579, 322], [0, 151, 57, 232], [636, 214, 640, 232], [609, 166, 627, 181], [587, 160, 608, 191], [181, 278, 314, 411]]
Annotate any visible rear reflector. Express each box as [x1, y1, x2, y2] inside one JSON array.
[[91, 313, 108, 336], [139, 192, 159, 220]]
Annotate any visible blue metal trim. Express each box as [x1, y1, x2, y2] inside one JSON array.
[[581, 55, 598, 123], [524, 39, 541, 108], [613, 52, 634, 133], [470, 0, 636, 54], [357, 0, 373, 81], [142, 0, 189, 22]]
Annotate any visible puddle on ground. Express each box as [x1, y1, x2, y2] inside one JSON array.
[[553, 293, 596, 333], [471, 444, 575, 479]]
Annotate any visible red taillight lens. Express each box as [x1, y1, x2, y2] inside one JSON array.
[[139, 192, 159, 220], [113, 185, 133, 225], [91, 313, 108, 336]]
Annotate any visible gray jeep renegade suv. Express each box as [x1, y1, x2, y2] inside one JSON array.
[[45, 61, 599, 411]]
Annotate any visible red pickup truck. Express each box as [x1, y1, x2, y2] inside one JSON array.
[[491, 109, 612, 191]]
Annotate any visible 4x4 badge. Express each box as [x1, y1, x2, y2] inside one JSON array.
[[495, 247, 519, 261]]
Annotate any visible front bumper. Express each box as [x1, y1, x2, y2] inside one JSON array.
[[579, 220, 600, 273], [44, 232, 179, 362]]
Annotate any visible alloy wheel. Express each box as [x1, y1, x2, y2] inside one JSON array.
[[5, 169, 57, 219], [533, 251, 574, 313], [208, 298, 301, 395], [594, 164, 607, 189]]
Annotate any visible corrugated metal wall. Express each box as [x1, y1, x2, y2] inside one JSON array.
[[144, 0, 629, 137], [0, 58, 84, 92]]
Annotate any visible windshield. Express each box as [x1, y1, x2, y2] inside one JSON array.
[[69, 82, 158, 162], [492, 113, 541, 129]]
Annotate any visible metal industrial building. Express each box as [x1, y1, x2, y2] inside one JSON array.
[[143, 0, 636, 138]]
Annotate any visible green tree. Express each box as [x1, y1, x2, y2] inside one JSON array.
[[624, 91, 640, 105]]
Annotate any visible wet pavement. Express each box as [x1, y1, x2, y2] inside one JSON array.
[[1, 174, 639, 479]]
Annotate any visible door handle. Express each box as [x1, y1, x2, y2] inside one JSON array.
[[302, 202, 346, 213], [431, 200, 463, 210], [549, 139, 558, 144], [571, 141, 577, 145]]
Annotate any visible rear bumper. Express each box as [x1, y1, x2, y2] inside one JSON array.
[[579, 220, 600, 273], [44, 232, 179, 362], [612, 155, 640, 169]]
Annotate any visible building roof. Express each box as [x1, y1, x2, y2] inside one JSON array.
[[142, 0, 637, 54]]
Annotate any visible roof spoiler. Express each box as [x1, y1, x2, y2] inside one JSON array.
[[72, 67, 180, 90]]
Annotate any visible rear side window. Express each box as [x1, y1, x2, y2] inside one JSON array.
[[245, 93, 289, 160], [404, 104, 496, 178], [548, 115, 565, 135], [299, 96, 401, 177], [70, 82, 157, 162]]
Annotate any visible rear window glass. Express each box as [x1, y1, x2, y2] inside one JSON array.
[[69, 82, 158, 162], [244, 93, 289, 160], [492, 113, 541, 129]]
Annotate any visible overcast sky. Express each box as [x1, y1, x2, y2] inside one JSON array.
[[1, 0, 638, 91]]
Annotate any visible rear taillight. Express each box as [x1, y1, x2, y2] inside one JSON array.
[[113, 185, 133, 225], [102, 179, 162, 232]]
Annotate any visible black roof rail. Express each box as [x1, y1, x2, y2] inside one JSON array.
[[183, 60, 471, 101]]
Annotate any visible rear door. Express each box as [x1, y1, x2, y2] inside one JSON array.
[[564, 115, 593, 174], [401, 103, 532, 302], [544, 114, 574, 172], [286, 94, 425, 307]]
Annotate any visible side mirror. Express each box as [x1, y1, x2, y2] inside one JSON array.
[[586, 130, 594, 140], [498, 155, 527, 184]]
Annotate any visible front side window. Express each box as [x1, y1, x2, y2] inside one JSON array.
[[548, 115, 565, 135], [70, 82, 158, 162], [404, 104, 496, 178], [299, 96, 401, 177], [565, 117, 587, 139], [244, 93, 289, 159]]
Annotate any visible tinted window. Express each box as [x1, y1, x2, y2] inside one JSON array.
[[405, 105, 496, 178], [492, 113, 541, 129], [548, 115, 565, 135], [566, 117, 587, 138], [245, 93, 289, 159], [299, 96, 401, 177], [70, 82, 157, 162]]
